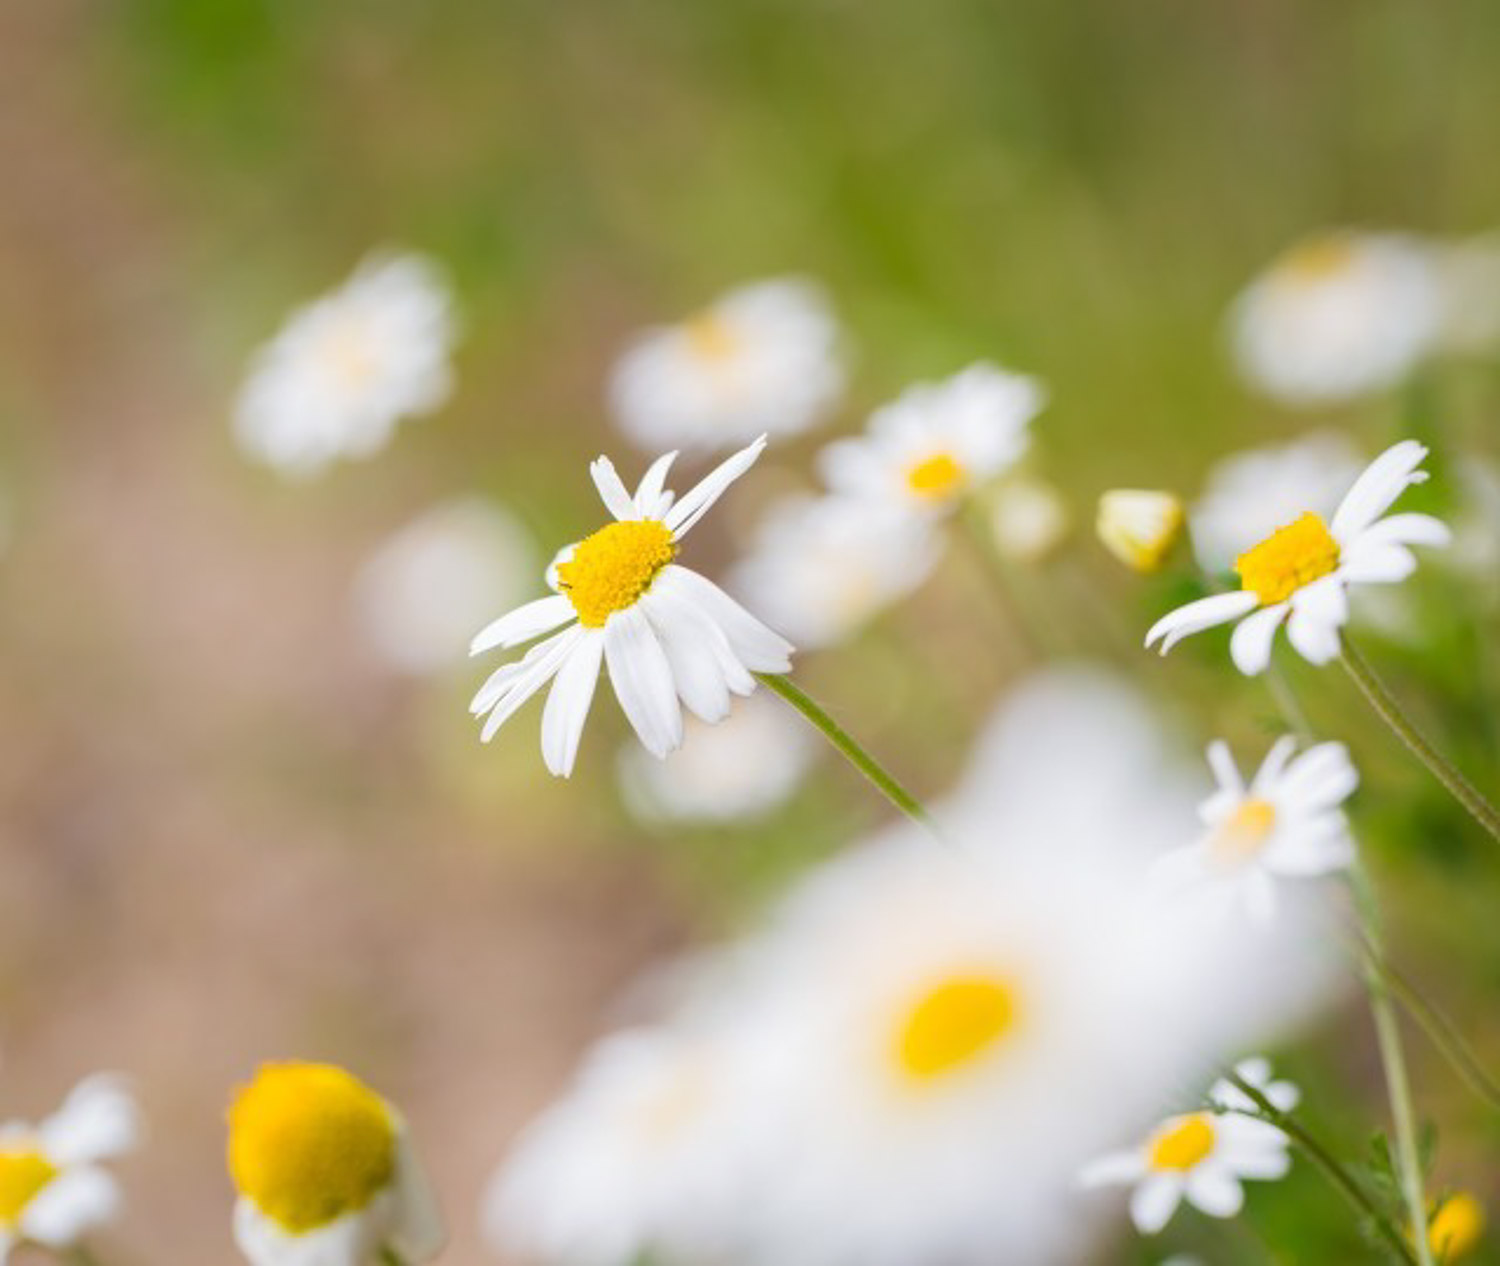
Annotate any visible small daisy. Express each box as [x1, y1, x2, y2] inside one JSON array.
[[469, 437, 793, 776], [1097, 490, 1184, 573], [1145, 439, 1451, 673], [235, 251, 454, 478], [818, 363, 1044, 516], [1081, 1059, 1295, 1234], [0, 1074, 141, 1262], [608, 277, 844, 453], [1155, 737, 1357, 923], [227, 1061, 443, 1266], [1231, 230, 1440, 405]]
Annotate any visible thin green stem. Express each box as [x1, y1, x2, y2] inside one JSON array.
[[756, 673, 932, 828], [1224, 1072, 1418, 1266], [1340, 637, 1500, 844], [1265, 662, 1314, 745]]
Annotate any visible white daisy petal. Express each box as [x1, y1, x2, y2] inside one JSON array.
[[604, 607, 685, 759], [479, 628, 582, 742], [590, 456, 640, 521], [20, 1166, 119, 1247], [1130, 1173, 1185, 1234], [1355, 511, 1452, 550], [1285, 601, 1343, 665], [1206, 741, 1245, 795], [634, 450, 679, 517], [1339, 542, 1418, 585], [1078, 1151, 1146, 1187], [1229, 603, 1288, 675], [665, 436, 768, 537], [540, 632, 606, 778], [470, 594, 576, 655], [1249, 735, 1300, 792], [1331, 439, 1431, 540], [657, 566, 793, 673], [387, 1131, 447, 1262], [1185, 1168, 1245, 1219], [642, 593, 734, 724], [39, 1075, 141, 1166], [1145, 591, 1260, 654]]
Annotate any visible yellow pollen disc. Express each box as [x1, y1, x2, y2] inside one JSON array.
[[1235, 511, 1340, 605], [0, 1146, 57, 1227], [1211, 797, 1278, 866], [1278, 234, 1356, 284], [557, 519, 677, 628], [683, 312, 739, 363], [227, 1061, 396, 1233], [895, 973, 1018, 1082], [1148, 1112, 1216, 1172], [1428, 1191, 1485, 1261], [905, 453, 966, 502]]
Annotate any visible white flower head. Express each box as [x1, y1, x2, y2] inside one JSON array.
[[728, 493, 941, 650], [1231, 230, 1440, 406], [227, 1062, 443, 1266], [0, 1074, 141, 1262], [608, 277, 844, 453], [469, 437, 793, 776], [618, 691, 816, 824], [235, 252, 455, 478], [353, 498, 536, 676], [1081, 1058, 1296, 1235], [1155, 737, 1357, 923], [1097, 490, 1185, 573], [1146, 439, 1451, 674], [988, 476, 1071, 562], [818, 363, 1044, 516]]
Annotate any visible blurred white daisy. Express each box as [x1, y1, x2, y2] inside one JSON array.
[[728, 493, 940, 650], [987, 476, 1071, 562], [608, 277, 844, 453], [1190, 431, 1365, 574], [1146, 439, 1450, 673], [1081, 1058, 1296, 1234], [0, 1074, 140, 1262], [235, 252, 455, 478], [353, 498, 536, 676], [227, 1061, 443, 1266], [1155, 737, 1357, 923], [469, 438, 793, 776], [618, 691, 815, 824], [1231, 230, 1440, 406], [818, 363, 1044, 516], [1097, 490, 1184, 573]]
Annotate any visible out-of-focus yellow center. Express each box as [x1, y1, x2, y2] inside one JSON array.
[[227, 1061, 396, 1233], [1235, 511, 1340, 605], [0, 1146, 57, 1227], [1428, 1191, 1486, 1262], [1210, 797, 1278, 866], [322, 319, 379, 390], [895, 973, 1018, 1081], [557, 519, 677, 628], [905, 453, 967, 502], [1148, 1113, 1216, 1172], [1279, 234, 1356, 285], [684, 312, 739, 363]]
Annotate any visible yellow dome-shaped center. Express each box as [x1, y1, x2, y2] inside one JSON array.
[[1428, 1191, 1485, 1262], [227, 1061, 396, 1233], [895, 973, 1018, 1082], [557, 519, 677, 628], [1235, 511, 1340, 605], [1211, 797, 1278, 866], [0, 1146, 57, 1227], [905, 453, 966, 502], [1148, 1112, 1216, 1172]]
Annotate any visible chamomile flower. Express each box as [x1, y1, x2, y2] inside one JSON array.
[[469, 437, 793, 776], [0, 1074, 141, 1262], [608, 277, 844, 453], [235, 252, 454, 478], [227, 1061, 443, 1266], [1231, 230, 1440, 405], [1081, 1059, 1296, 1234], [728, 493, 940, 649], [1155, 737, 1357, 923], [818, 363, 1044, 516], [1145, 439, 1451, 673]]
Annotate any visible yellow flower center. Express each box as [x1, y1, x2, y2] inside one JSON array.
[[895, 973, 1018, 1082], [322, 319, 379, 391], [684, 312, 740, 364], [227, 1061, 397, 1233], [1428, 1192, 1486, 1261], [1278, 234, 1356, 285], [1235, 511, 1341, 605], [905, 453, 967, 502], [1210, 797, 1278, 866], [556, 519, 677, 628], [1148, 1113, 1216, 1172], [0, 1146, 57, 1227]]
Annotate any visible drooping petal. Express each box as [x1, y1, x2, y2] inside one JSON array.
[[656, 565, 793, 672], [1228, 603, 1288, 676], [1129, 1173, 1184, 1234], [1354, 511, 1452, 550], [1330, 439, 1430, 541], [604, 606, 684, 758], [232, 1197, 379, 1266], [471, 594, 576, 655], [387, 1130, 447, 1263], [479, 628, 583, 741], [664, 435, 768, 538], [1185, 1167, 1245, 1219], [20, 1166, 119, 1247], [1145, 591, 1259, 655], [640, 591, 734, 724], [1338, 542, 1417, 585], [589, 455, 639, 521], [1285, 590, 1344, 665], [540, 631, 605, 777], [1077, 1150, 1146, 1188]]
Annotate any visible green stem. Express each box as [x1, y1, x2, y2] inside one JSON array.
[[1340, 638, 1500, 844], [1265, 662, 1314, 744], [756, 673, 932, 828], [1224, 1072, 1418, 1266]]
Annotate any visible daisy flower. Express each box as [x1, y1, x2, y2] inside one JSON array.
[[1231, 230, 1440, 406], [1145, 439, 1451, 673], [227, 1061, 443, 1266], [607, 277, 844, 453], [0, 1074, 141, 1262], [1081, 1058, 1296, 1234], [1097, 490, 1184, 573], [818, 363, 1044, 516], [1155, 737, 1357, 923], [469, 437, 793, 776], [234, 251, 454, 478]]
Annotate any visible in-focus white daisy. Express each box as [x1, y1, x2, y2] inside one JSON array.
[[818, 363, 1044, 516], [1097, 490, 1184, 573], [1190, 431, 1365, 574], [728, 493, 940, 650], [227, 1061, 443, 1266], [608, 277, 844, 453], [1081, 1058, 1296, 1234], [469, 437, 793, 776], [1155, 737, 1357, 923], [1146, 439, 1451, 673], [353, 498, 536, 676], [987, 476, 1071, 562], [618, 691, 816, 824], [1231, 230, 1440, 406], [0, 1074, 141, 1262], [235, 252, 454, 478]]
